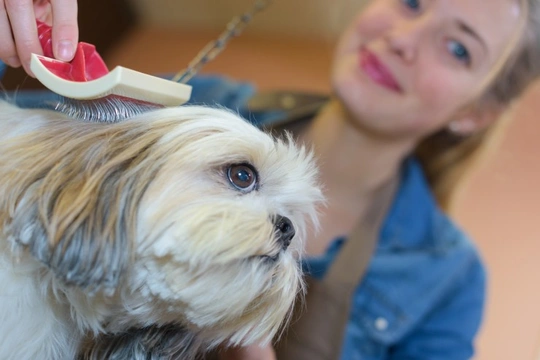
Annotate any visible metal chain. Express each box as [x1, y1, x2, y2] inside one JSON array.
[[171, 0, 273, 84]]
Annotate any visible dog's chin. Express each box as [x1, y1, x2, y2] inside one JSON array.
[[198, 251, 302, 347], [129, 243, 301, 347]]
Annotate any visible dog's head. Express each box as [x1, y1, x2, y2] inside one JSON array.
[[1, 104, 323, 347]]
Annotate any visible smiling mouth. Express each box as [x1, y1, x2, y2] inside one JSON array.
[[359, 48, 402, 93]]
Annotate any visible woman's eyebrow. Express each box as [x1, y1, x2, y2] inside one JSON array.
[[456, 19, 488, 52]]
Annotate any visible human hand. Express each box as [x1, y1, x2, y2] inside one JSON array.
[[219, 344, 277, 360], [0, 0, 78, 76]]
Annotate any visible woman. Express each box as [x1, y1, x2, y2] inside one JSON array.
[[2, 0, 540, 359], [221, 0, 540, 359]]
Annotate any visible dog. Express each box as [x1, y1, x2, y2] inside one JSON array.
[[0, 100, 323, 359]]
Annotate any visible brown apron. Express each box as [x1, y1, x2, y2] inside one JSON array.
[[274, 179, 397, 360]]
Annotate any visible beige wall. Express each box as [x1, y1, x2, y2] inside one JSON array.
[[454, 84, 540, 360], [129, 0, 366, 40]]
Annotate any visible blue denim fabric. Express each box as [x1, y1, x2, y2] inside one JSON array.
[[0, 61, 6, 80], [305, 158, 486, 360], [2, 69, 486, 359]]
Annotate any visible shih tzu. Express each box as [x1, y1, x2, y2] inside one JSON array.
[[0, 100, 322, 359]]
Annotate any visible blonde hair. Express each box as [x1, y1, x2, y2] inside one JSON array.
[[415, 0, 540, 212]]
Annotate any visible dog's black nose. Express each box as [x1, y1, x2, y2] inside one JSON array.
[[274, 215, 295, 250]]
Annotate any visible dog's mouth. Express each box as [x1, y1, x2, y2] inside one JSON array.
[[260, 254, 280, 262], [252, 252, 281, 264]]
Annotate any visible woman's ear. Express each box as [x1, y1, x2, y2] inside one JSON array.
[[447, 102, 506, 136]]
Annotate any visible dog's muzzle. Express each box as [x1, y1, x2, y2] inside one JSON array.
[[273, 215, 295, 251]]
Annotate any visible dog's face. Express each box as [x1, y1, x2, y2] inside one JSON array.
[[130, 107, 322, 346], [1, 104, 322, 348]]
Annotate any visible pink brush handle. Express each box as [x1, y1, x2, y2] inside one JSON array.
[[36, 20, 109, 82]]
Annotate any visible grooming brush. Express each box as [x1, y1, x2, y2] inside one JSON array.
[[31, 20, 192, 122], [31, 0, 273, 122]]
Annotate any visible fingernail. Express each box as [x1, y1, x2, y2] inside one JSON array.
[[57, 40, 74, 61], [7, 56, 21, 67]]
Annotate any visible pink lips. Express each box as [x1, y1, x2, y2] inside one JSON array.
[[359, 48, 402, 93]]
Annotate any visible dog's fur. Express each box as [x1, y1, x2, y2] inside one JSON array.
[[0, 101, 322, 359]]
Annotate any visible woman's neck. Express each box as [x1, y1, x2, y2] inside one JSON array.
[[298, 99, 412, 255], [300, 99, 411, 202]]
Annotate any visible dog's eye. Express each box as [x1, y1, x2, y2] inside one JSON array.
[[227, 163, 258, 192]]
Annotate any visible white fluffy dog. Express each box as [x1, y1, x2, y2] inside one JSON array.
[[0, 100, 322, 359]]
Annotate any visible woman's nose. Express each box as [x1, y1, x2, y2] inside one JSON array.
[[385, 16, 431, 63]]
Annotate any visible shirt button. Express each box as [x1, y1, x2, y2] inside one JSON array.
[[375, 317, 389, 331]]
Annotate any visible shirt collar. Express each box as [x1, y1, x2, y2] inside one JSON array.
[[304, 157, 441, 278], [378, 157, 439, 250]]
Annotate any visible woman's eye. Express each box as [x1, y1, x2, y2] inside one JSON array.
[[447, 40, 471, 65], [226, 163, 259, 193], [401, 0, 421, 11]]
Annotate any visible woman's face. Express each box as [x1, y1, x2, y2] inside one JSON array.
[[331, 0, 521, 140]]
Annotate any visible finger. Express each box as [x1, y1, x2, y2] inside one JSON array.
[[50, 0, 78, 61], [34, 0, 52, 24], [5, 0, 42, 76], [0, 2, 21, 68]]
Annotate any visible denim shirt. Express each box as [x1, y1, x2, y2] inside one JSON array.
[[305, 158, 486, 360], [3, 69, 486, 360]]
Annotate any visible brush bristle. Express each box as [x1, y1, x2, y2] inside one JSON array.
[[53, 95, 165, 123]]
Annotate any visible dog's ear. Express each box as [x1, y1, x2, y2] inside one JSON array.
[[3, 122, 164, 294], [7, 166, 152, 293]]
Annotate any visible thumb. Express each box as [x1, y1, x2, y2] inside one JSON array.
[[50, 0, 78, 61]]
